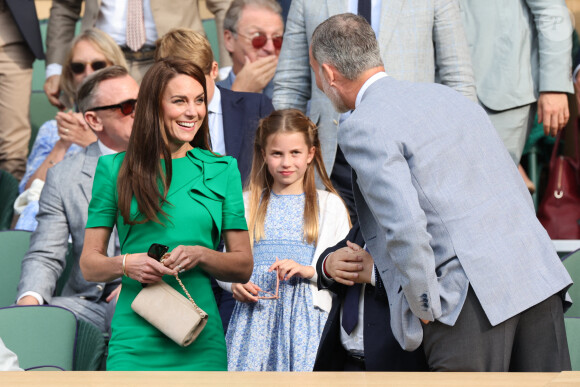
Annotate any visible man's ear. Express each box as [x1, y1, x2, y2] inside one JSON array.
[[84, 111, 102, 133], [224, 29, 236, 54], [321, 63, 337, 86]]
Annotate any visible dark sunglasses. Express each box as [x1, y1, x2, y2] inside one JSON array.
[[70, 60, 108, 74], [88, 99, 137, 116], [237, 31, 283, 50]]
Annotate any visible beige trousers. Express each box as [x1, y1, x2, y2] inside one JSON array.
[[0, 7, 34, 180]]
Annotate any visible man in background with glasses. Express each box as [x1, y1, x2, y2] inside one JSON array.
[[16, 66, 138, 336], [218, 0, 284, 99]]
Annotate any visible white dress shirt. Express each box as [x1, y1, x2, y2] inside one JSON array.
[[46, 0, 158, 78], [208, 86, 226, 155]]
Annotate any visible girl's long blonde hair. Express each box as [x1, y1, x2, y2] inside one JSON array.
[[246, 109, 345, 246]]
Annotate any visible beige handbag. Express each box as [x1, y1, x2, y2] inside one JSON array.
[[131, 274, 208, 347]]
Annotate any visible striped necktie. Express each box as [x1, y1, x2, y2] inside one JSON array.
[[126, 0, 146, 52]]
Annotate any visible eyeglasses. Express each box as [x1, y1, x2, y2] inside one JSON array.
[[88, 99, 137, 116], [256, 267, 280, 300], [236, 31, 283, 50], [70, 60, 108, 74]]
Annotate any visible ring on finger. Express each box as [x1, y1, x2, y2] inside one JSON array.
[[63, 128, 69, 134], [176, 264, 182, 271]]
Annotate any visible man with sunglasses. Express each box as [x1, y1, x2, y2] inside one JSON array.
[[219, 0, 284, 99], [16, 66, 138, 335]]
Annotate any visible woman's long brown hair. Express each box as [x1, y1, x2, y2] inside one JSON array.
[[117, 59, 211, 225], [246, 109, 348, 246]]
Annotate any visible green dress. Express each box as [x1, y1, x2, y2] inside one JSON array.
[[86, 148, 247, 371]]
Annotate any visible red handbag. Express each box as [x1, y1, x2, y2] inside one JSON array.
[[537, 120, 580, 239]]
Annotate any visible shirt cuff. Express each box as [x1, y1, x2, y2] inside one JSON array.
[[17, 291, 44, 305], [321, 253, 333, 282], [216, 279, 233, 293], [370, 264, 376, 287], [45, 63, 63, 79]]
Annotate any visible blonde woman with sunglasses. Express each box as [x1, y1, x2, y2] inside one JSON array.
[[15, 29, 126, 231]]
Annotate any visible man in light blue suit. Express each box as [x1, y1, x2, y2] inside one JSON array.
[[310, 13, 572, 371], [16, 67, 138, 334], [272, 0, 476, 220], [460, 0, 574, 163]]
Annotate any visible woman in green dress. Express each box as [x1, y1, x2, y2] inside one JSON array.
[[80, 59, 253, 370]]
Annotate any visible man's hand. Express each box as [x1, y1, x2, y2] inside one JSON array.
[[44, 75, 65, 110], [345, 241, 373, 284], [537, 92, 569, 137], [231, 55, 278, 94], [106, 285, 122, 303], [17, 296, 40, 306], [325, 241, 374, 286]]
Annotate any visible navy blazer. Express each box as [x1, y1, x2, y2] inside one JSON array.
[[5, 0, 45, 59], [313, 222, 428, 371], [219, 86, 273, 185]]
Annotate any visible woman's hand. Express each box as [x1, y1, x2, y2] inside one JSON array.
[[124, 252, 176, 283], [269, 258, 315, 281], [56, 111, 97, 148], [161, 245, 204, 272], [231, 282, 261, 303]]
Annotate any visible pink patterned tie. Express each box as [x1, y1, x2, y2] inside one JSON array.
[[126, 0, 146, 52]]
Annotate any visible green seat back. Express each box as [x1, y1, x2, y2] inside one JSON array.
[[565, 317, 580, 371], [0, 171, 19, 230], [563, 250, 580, 317], [0, 231, 32, 307], [0, 305, 77, 371], [29, 92, 58, 153], [73, 319, 105, 370]]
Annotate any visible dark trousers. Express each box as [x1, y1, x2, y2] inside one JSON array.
[[422, 286, 571, 371]]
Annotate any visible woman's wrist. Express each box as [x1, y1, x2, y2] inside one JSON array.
[[122, 253, 130, 277], [54, 138, 72, 151]]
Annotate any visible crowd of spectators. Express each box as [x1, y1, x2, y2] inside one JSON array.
[[0, 0, 578, 373]]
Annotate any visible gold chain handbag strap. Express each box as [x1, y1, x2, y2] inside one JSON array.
[[161, 253, 208, 318], [174, 273, 208, 318]]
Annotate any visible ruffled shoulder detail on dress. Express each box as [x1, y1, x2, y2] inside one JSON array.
[[186, 148, 236, 233]]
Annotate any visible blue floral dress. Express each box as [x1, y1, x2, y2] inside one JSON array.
[[226, 193, 328, 371]]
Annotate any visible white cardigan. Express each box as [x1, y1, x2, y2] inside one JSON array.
[[218, 189, 351, 313]]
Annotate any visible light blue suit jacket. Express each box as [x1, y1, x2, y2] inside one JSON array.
[[273, 0, 476, 175], [340, 75, 572, 351], [17, 143, 117, 311], [460, 0, 574, 110]]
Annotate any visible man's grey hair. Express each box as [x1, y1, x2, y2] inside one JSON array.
[[77, 66, 129, 113], [223, 0, 283, 32], [311, 13, 383, 80]]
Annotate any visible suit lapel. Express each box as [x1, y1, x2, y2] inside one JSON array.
[[80, 142, 102, 202], [377, 0, 404, 49], [219, 87, 244, 159]]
